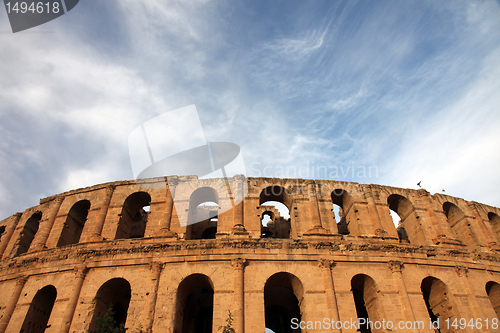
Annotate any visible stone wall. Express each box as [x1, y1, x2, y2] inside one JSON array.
[[0, 176, 500, 332]]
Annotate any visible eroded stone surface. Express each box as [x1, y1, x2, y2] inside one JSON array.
[[0, 176, 500, 332]]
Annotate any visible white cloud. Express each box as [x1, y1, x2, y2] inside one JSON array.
[[382, 48, 500, 206]]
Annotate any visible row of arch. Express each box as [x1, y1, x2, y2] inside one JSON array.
[[17, 273, 500, 333], [18, 278, 131, 333], [7, 184, 500, 257], [11, 191, 152, 257]]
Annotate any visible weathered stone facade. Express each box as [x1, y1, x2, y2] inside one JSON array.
[[1, 176, 500, 332]]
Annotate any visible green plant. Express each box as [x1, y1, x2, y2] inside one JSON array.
[[94, 306, 125, 333], [218, 310, 235, 333]]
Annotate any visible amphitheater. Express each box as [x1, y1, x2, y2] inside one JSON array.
[[1, 175, 500, 333]]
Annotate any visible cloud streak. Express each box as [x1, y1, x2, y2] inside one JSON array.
[[1, 0, 500, 218]]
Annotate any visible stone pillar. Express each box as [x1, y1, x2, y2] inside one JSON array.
[[308, 182, 322, 228], [0, 213, 22, 258], [468, 202, 499, 246], [387, 261, 419, 332], [463, 213, 489, 248], [231, 175, 246, 233], [318, 259, 341, 333], [455, 265, 486, 332], [364, 186, 385, 236], [146, 262, 163, 331], [91, 185, 116, 241], [316, 182, 339, 234], [0, 276, 27, 333], [160, 178, 178, 235], [231, 258, 247, 333], [60, 267, 88, 333], [31, 196, 63, 252], [417, 190, 460, 245]]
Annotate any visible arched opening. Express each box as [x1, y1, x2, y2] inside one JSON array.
[[388, 205, 410, 244], [15, 211, 42, 256], [421, 276, 457, 332], [90, 278, 131, 332], [397, 225, 410, 244], [443, 202, 474, 247], [264, 272, 303, 333], [174, 274, 214, 333], [260, 210, 275, 238], [115, 192, 151, 239], [388, 194, 421, 244], [187, 187, 219, 240], [351, 274, 383, 333], [331, 189, 351, 235], [260, 186, 291, 239], [20, 285, 57, 332], [0, 225, 6, 241], [488, 213, 500, 241], [486, 281, 500, 318], [57, 200, 90, 247]]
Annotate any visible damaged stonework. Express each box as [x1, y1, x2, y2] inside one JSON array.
[[1, 176, 500, 332]]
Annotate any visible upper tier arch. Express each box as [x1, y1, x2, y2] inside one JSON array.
[[1, 176, 500, 257]]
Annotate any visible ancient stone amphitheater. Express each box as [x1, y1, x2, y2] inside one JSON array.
[[1, 176, 500, 333]]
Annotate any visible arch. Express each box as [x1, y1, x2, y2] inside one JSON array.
[[57, 200, 90, 247], [115, 192, 151, 239], [261, 210, 275, 238], [0, 225, 5, 241], [15, 211, 42, 256], [90, 278, 131, 332], [187, 187, 219, 240], [387, 194, 423, 244], [351, 274, 383, 333], [174, 274, 214, 333], [264, 272, 303, 333], [421, 276, 457, 332], [488, 212, 500, 241], [396, 226, 410, 244], [331, 189, 353, 235], [260, 205, 289, 239], [260, 186, 291, 239], [443, 202, 477, 247], [486, 281, 500, 318], [20, 285, 57, 332]]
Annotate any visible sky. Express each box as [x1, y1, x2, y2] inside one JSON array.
[[1, 0, 500, 219]]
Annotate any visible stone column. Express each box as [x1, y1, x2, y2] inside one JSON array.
[[160, 178, 178, 235], [31, 196, 64, 252], [468, 202, 499, 246], [146, 262, 163, 331], [231, 175, 246, 232], [417, 190, 459, 245], [316, 182, 339, 234], [308, 182, 322, 228], [60, 267, 88, 333], [0, 276, 27, 333], [387, 261, 419, 332], [231, 258, 247, 333], [318, 259, 341, 333], [455, 265, 486, 331], [0, 213, 22, 258], [364, 186, 385, 236], [92, 185, 116, 241]]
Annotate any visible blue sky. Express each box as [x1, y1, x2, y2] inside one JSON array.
[[1, 0, 500, 219]]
